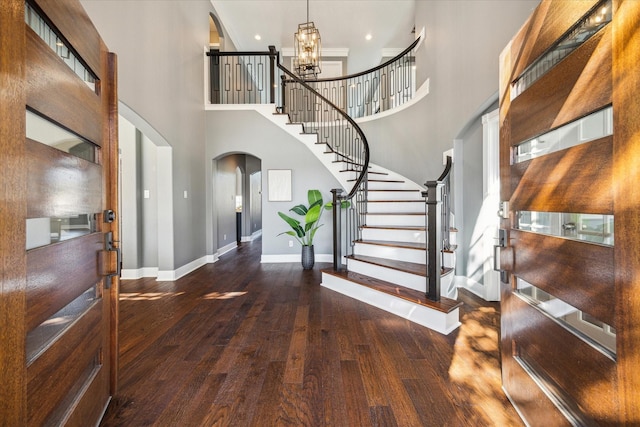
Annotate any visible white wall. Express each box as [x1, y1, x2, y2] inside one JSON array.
[[81, 0, 211, 271], [206, 110, 341, 258], [118, 116, 140, 270]]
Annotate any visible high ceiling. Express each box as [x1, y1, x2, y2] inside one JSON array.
[[210, 0, 416, 74]]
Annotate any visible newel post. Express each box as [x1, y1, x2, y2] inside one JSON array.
[[424, 180, 443, 301], [331, 188, 343, 271]]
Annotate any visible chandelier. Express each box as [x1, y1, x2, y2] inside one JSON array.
[[293, 0, 321, 78]]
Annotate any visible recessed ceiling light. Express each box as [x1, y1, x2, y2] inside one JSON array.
[[365, 34, 372, 41], [254, 34, 262, 41]]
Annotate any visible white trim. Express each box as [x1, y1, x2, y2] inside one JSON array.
[[120, 267, 158, 280], [455, 275, 483, 298], [129, 256, 219, 282], [157, 255, 210, 281], [241, 229, 262, 242], [118, 101, 171, 147], [218, 241, 238, 257], [454, 275, 500, 302], [260, 253, 332, 263]]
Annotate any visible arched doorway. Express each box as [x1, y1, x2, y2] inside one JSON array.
[[213, 153, 262, 257]]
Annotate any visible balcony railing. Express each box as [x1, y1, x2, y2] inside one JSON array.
[[281, 38, 420, 119], [207, 46, 282, 105]]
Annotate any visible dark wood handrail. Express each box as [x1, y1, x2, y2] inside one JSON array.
[[436, 155, 453, 182], [206, 49, 276, 57], [283, 36, 420, 84], [277, 63, 370, 200]]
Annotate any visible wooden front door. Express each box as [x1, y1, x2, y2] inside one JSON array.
[[0, 0, 119, 425], [498, 0, 640, 424]]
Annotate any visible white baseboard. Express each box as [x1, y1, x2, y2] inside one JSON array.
[[121, 267, 158, 280], [218, 242, 238, 257], [125, 254, 219, 282], [455, 275, 500, 301], [241, 229, 262, 242], [260, 253, 333, 263]]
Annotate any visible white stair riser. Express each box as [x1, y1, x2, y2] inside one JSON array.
[[367, 191, 424, 201], [321, 273, 461, 335], [367, 201, 425, 214], [362, 227, 425, 243], [366, 214, 426, 227], [443, 251, 455, 269], [347, 259, 425, 292], [354, 243, 425, 264], [450, 231, 457, 246], [343, 259, 456, 300]]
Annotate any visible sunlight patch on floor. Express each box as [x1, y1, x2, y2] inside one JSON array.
[[203, 291, 248, 300], [120, 291, 186, 301], [448, 306, 518, 425]]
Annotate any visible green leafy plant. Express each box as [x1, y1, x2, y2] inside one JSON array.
[[277, 189, 349, 247]]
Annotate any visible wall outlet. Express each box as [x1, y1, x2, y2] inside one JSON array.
[[288, 240, 293, 247], [224, 234, 227, 240]]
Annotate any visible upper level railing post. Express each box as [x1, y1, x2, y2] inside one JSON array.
[[331, 188, 343, 271], [268, 45, 276, 104], [209, 49, 220, 104], [280, 75, 287, 113], [424, 181, 443, 302]]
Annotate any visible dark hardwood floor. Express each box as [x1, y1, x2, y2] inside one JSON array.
[[100, 238, 523, 426]]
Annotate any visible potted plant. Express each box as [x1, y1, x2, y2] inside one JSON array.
[[277, 189, 326, 269]]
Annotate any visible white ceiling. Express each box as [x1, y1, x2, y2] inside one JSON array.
[[210, 0, 416, 74]]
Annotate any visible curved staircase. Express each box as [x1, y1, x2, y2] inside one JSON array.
[[277, 106, 461, 333], [207, 43, 462, 334]]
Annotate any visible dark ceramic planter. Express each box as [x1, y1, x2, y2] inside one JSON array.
[[301, 245, 315, 270]]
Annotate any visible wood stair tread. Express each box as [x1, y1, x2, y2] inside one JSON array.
[[322, 269, 462, 313], [355, 239, 426, 250], [347, 254, 453, 278]]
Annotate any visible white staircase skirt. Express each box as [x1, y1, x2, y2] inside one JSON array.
[[321, 273, 461, 335]]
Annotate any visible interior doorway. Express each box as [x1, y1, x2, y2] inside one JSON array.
[[214, 153, 262, 256]]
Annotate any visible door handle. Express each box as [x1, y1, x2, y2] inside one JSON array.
[[493, 228, 510, 283], [104, 231, 121, 289]]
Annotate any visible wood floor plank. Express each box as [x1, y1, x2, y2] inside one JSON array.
[[283, 304, 309, 384], [99, 238, 524, 426], [340, 360, 374, 426], [360, 320, 425, 427]]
